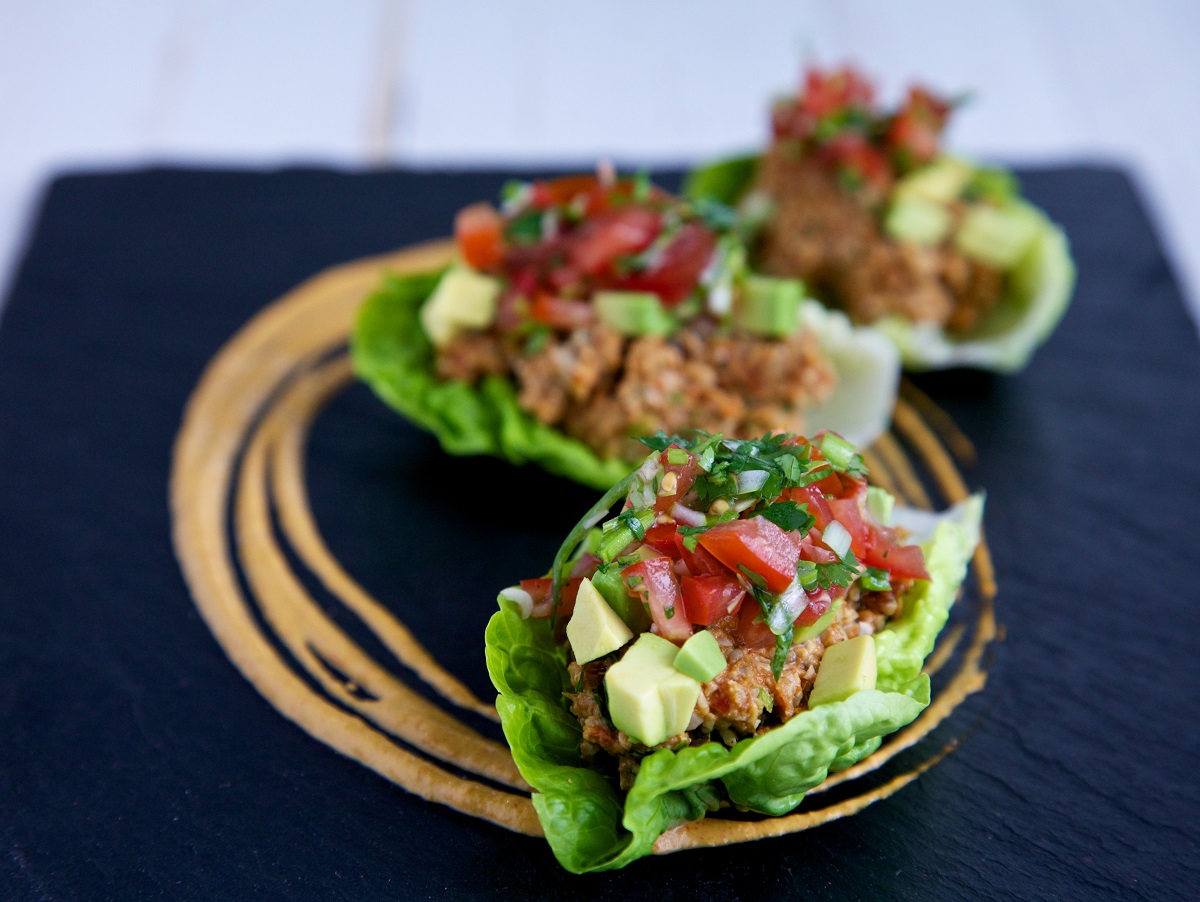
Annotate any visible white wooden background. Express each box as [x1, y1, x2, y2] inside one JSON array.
[[4, 0, 1199, 334]]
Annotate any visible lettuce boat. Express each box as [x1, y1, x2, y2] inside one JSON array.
[[352, 173, 900, 491], [683, 67, 1075, 373], [485, 431, 983, 871]]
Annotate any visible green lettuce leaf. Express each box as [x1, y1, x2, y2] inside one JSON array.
[[485, 496, 984, 872], [684, 155, 1076, 373], [351, 270, 630, 491], [352, 267, 899, 488]]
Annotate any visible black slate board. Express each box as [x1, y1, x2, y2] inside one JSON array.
[[1, 166, 1197, 901]]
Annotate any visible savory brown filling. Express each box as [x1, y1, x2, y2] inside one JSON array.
[[754, 149, 1004, 334], [436, 318, 836, 462], [565, 581, 908, 790]]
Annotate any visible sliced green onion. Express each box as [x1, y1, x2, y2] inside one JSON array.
[[861, 567, 892, 593], [550, 469, 641, 624], [666, 447, 690, 466], [822, 520, 853, 560], [597, 508, 654, 562], [819, 433, 858, 471], [796, 559, 819, 592]]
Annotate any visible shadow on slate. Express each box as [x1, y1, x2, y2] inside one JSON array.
[[0, 165, 1197, 902]]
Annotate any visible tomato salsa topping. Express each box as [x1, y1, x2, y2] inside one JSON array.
[[535, 430, 930, 681], [769, 64, 955, 195], [453, 171, 738, 331]]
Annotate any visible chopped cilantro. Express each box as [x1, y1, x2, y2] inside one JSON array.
[[505, 209, 543, 244], [617, 509, 647, 542], [759, 500, 815, 534], [666, 447, 690, 466], [523, 325, 552, 355], [770, 628, 793, 681]]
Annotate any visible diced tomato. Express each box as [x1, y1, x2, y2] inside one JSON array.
[[673, 531, 730, 577], [698, 517, 800, 595], [735, 597, 777, 650], [784, 484, 834, 531], [828, 497, 869, 557], [617, 222, 716, 304], [801, 66, 875, 119], [642, 522, 681, 557], [680, 574, 745, 626], [822, 133, 893, 194], [529, 293, 595, 330], [454, 203, 506, 270], [567, 207, 662, 275], [794, 589, 831, 628], [887, 114, 941, 168], [653, 446, 700, 513], [861, 530, 930, 581], [529, 175, 605, 213], [622, 557, 692, 643], [520, 577, 582, 619], [798, 537, 837, 564], [888, 86, 950, 167]]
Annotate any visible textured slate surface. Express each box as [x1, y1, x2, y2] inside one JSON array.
[[0, 166, 1196, 901]]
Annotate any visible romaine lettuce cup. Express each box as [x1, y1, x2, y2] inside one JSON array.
[[352, 174, 901, 491], [686, 116, 1080, 374], [484, 431, 983, 871]]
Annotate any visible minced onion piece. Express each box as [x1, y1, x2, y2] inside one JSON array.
[[670, 503, 707, 527], [735, 469, 770, 495], [732, 497, 758, 513], [625, 454, 662, 510], [499, 586, 534, 620], [707, 280, 733, 316], [822, 520, 853, 560], [540, 209, 560, 241], [765, 580, 810, 633]]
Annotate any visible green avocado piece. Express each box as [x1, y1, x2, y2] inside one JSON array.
[[673, 630, 727, 683], [793, 598, 842, 644], [590, 563, 651, 633], [594, 291, 676, 337], [566, 578, 634, 666], [955, 202, 1041, 269], [418, 266, 501, 347], [605, 633, 701, 746], [884, 195, 952, 247], [809, 634, 877, 707], [733, 275, 804, 337], [893, 156, 973, 204]]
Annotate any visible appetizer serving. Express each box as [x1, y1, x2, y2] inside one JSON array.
[[486, 430, 983, 871], [685, 66, 1075, 372], [353, 172, 899, 489]]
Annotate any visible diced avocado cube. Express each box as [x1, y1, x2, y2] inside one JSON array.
[[884, 195, 952, 247], [792, 598, 842, 644], [605, 633, 701, 746], [590, 563, 651, 633], [594, 291, 676, 337], [809, 635, 877, 707], [893, 156, 973, 204], [734, 275, 805, 337], [673, 630, 727, 683], [866, 486, 895, 527], [955, 203, 1041, 269], [566, 578, 634, 666], [419, 266, 502, 347]]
